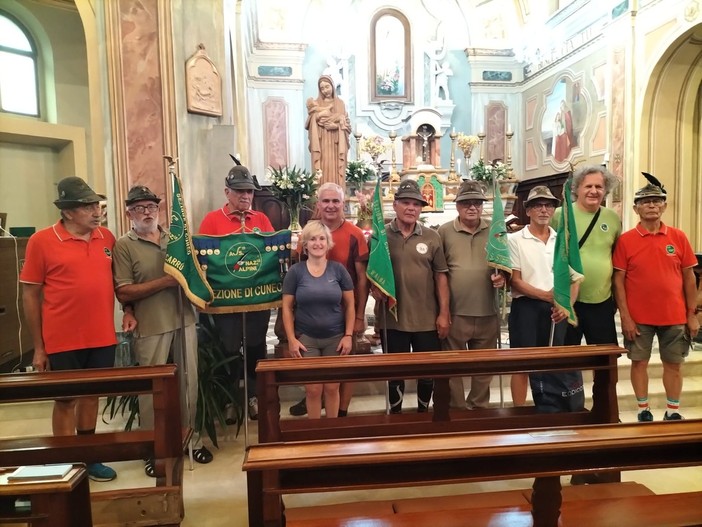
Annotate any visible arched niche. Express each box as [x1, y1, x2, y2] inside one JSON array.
[[638, 23, 702, 247], [369, 8, 412, 103]]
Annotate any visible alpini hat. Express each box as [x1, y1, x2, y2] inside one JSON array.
[[125, 185, 161, 206], [225, 155, 261, 190], [54, 177, 106, 209], [634, 172, 667, 203], [455, 180, 488, 202], [394, 179, 428, 206], [524, 185, 559, 207]]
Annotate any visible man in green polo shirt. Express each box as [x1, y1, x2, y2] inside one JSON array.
[[113, 185, 212, 476]]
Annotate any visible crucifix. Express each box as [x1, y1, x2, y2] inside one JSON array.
[[417, 125, 433, 163]]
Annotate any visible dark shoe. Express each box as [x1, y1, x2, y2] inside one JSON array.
[[248, 397, 258, 420], [663, 412, 684, 420], [289, 398, 307, 417], [224, 403, 236, 426], [144, 459, 155, 478], [337, 409, 348, 417], [87, 463, 117, 482], [637, 409, 653, 422], [193, 446, 213, 464]]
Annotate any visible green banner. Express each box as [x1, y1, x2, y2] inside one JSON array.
[[487, 180, 512, 275], [366, 179, 397, 320], [553, 177, 584, 326], [164, 172, 214, 309], [193, 231, 291, 313]]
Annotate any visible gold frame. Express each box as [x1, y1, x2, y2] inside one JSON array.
[[370, 8, 412, 103]]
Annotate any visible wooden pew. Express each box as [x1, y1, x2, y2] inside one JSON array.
[[0, 365, 185, 527], [256, 344, 623, 443], [243, 420, 702, 527]]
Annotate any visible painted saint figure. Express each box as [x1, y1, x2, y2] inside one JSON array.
[[305, 75, 351, 188], [553, 100, 574, 162]]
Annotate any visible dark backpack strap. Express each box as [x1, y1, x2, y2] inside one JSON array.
[[578, 207, 601, 248]]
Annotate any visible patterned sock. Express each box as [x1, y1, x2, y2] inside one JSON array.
[[666, 398, 680, 417], [636, 397, 649, 415]]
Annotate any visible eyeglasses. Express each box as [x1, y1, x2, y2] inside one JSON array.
[[460, 200, 484, 208], [528, 202, 555, 210], [129, 204, 159, 214], [636, 198, 665, 206]]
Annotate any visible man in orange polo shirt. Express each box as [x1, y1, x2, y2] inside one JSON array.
[[20, 176, 126, 482], [199, 164, 274, 420], [613, 178, 699, 421]]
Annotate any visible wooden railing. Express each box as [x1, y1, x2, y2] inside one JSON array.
[[0, 365, 186, 527], [256, 344, 623, 443]]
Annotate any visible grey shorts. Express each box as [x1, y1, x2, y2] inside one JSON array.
[[298, 334, 343, 357], [625, 324, 690, 364]]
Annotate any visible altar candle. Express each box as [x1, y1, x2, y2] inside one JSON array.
[[456, 159, 462, 173], [507, 124, 512, 134], [452, 127, 455, 134]]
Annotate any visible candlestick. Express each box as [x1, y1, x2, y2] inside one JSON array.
[[354, 131, 363, 161], [505, 129, 514, 175], [448, 129, 458, 181], [477, 131, 486, 162], [388, 129, 399, 182]]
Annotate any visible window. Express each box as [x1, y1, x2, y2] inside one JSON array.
[[0, 11, 39, 116], [370, 9, 412, 103]]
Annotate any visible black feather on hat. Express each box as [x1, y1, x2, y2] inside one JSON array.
[[230, 154, 242, 166], [641, 172, 666, 194]]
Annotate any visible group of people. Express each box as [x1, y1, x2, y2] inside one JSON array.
[[280, 165, 700, 427], [20, 161, 700, 482]]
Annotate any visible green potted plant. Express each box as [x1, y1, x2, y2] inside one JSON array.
[[268, 165, 318, 231], [469, 159, 509, 183], [102, 316, 245, 446], [345, 160, 376, 193]]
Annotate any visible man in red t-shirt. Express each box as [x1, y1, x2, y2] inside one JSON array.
[[613, 178, 699, 421], [288, 182, 369, 417], [199, 164, 274, 421], [20, 177, 129, 483]]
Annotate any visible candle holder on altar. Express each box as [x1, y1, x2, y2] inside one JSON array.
[[506, 129, 515, 176], [388, 130, 400, 183], [477, 131, 486, 162], [354, 131, 363, 161], [448, 131, 458, 182]]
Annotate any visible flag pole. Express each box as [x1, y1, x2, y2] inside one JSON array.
[[166, 155, 195, 469], [242, 311, 250, 448], [494, 274, 505, 408], [380, 301, 391, 415]]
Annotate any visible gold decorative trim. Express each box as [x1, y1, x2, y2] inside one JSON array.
[[104, 0, 129, 235], [158, 0, 178, 212]]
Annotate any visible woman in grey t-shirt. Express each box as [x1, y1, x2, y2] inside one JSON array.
[[282, 220, 355, 418]]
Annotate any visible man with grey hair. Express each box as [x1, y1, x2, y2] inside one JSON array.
[[199, 164, 274, 420], [552, 165, 621, 349], [113, 185, 212, 474]]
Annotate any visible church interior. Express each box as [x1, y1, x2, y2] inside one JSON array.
[[0, 0, 701, 526]]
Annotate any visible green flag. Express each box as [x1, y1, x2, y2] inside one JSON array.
[[366, 179, 397, 320], [487, 178, 512, 275], [553, 177, 584, 325], [164, 172, 214, 310], [193, 231, 290, 313]]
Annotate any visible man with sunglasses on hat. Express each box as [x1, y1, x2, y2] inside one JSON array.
[[113, 185, 212, 474], [372, 179, 450, 414], [20, 176, 121, 482], [508, 185, 584, 412], [613, 177, 699, 421], [438, 180, 506, 410], [199, 164, 274, 421]]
